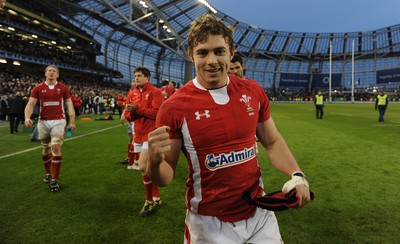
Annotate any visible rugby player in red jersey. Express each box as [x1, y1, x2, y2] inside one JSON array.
[[124, 66, 164, 217], [24, 65, 76, 192], [145, 14, 312, 243]]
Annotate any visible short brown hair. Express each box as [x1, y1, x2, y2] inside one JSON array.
[[45, 65, 59, 74], [134, 66, 151, 78], [187, 14, 234, 56]]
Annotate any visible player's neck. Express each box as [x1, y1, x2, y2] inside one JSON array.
[[45, 79, 57, 86]]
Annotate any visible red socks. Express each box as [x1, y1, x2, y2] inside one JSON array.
[[51, 156, 62, 180], [42, 153, 52, 174], [128, 143, 134, 166]]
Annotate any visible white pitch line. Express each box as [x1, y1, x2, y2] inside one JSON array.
[[0, 124, 122, 160]]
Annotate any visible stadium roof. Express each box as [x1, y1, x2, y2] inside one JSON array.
[[34, 0, 400, 62]]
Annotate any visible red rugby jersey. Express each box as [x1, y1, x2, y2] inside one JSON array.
[[125, 82, 164, 143], [156, 74, 271, 222], [30, 81, 71, 120]]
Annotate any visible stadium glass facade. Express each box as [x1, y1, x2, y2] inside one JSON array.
[[4, 0, 400, 94]]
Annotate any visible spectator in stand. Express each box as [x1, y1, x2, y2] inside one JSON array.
[[93, 93, 100, 114], [0, 94, 8, 123], [99, 94, 105, 115], [71, 93, 83, 117], [109, 96, 116, 114], [87, 95, 94, 114], [8, 92, 26, 133], [0, 0, 5, 9]]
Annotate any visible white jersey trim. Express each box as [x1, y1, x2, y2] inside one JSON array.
[[193, 77, 231, 105], [182, 117, 202, 213]]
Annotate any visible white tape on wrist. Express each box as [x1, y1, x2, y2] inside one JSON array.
[[282, 174, 309, 193]]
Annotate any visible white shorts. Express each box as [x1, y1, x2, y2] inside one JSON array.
[[38, 119, 66, 140], [127, 122, 135, 135], [184, 208, 283, 244], [133, 142, 148, 153]]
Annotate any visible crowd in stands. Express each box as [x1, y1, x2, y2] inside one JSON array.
[[0, 71, 130, 124], [0, 6, 121, 77], [0, 70, 181, 125]]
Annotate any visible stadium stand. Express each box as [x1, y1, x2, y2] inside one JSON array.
[[0, 0, 399, 101]]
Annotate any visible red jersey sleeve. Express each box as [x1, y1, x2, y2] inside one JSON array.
[[135, 88, 164, 119], [156, 91, 186, 140], [256, 84, 270, 123], [30, 84, 40, 99]]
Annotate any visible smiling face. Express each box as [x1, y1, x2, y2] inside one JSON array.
[[189, 35, 234, 89]]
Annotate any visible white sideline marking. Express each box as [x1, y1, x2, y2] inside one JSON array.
[[0, 124, 122, 160]]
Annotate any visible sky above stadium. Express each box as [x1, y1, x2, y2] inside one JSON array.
[[207, 0, 400, 33]]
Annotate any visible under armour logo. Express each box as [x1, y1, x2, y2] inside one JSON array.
[[195, 110, 210, 120]]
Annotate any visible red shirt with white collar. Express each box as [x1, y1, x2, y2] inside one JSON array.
[[124, 82, 164, 143], [31, 81, 71, 120], [156, 74, 271, 222]]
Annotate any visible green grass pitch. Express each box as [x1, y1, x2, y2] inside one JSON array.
[[0, 103, 399, 243]]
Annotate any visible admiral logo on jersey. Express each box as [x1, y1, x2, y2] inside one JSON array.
[[205, 146, 256, 171], [43, 101, 60, 106], [240, 94, 254, 115]]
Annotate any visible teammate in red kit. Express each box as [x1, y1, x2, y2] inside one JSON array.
[[124, 66, 164, 217], [145, 14, 312, 243], [230, 53, 249, 80], [159, 80, 175, 100], [116, 93, 126, 118], [120, 80, 140, 169], [24, 65, 76, 192]]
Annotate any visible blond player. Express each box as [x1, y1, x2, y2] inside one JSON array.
[[25, 65, 76, 192]]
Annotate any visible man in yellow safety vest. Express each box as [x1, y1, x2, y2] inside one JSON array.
[[314, 91, 324, 119], [375, 90, 389, 122]]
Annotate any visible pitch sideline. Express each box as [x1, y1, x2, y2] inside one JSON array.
[[0, 124, 122, 160]]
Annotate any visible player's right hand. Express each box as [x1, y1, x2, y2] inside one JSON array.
[[148, 126, 171, 165], [25, 119, 32, 128]]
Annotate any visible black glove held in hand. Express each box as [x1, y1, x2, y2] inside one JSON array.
[[243, 189, 314, 211]]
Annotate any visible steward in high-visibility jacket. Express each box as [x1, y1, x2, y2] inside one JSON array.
[[375, 91, 389, 122], [314, 91, 324, 119]]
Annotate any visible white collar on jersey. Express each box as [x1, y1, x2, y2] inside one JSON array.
[[45, 81, 58, 90], [193, 76, 230, 105]]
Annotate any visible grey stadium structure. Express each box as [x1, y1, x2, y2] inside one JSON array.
[[1, 0, 400, 98]]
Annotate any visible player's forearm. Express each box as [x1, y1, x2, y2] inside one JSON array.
[[147, 160, 174, 187], [266, 137, 301, 176], [24, 105, 33, 121], [69, 114, 76, 124]]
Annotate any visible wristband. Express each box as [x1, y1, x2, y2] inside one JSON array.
[[292, 171, 306, 178]]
